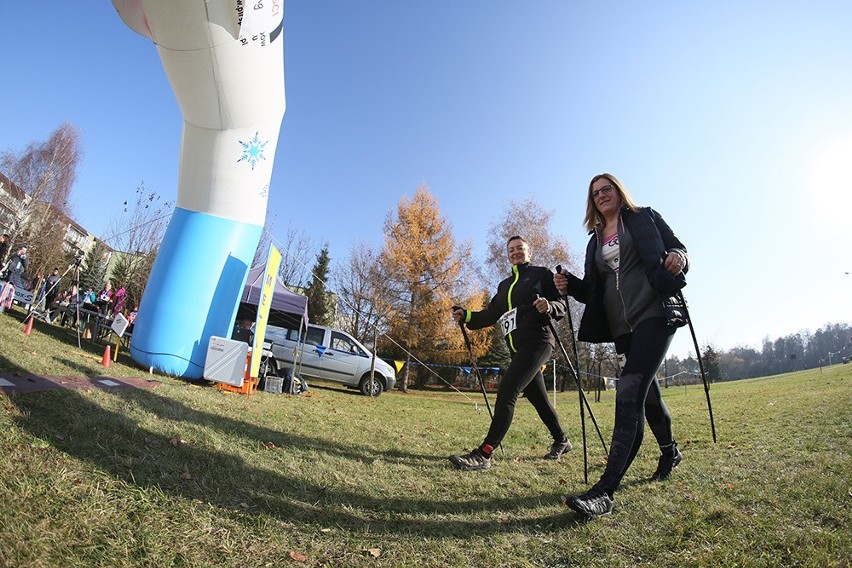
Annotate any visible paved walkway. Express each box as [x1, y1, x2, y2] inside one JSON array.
[[0, 372, 159, 395]]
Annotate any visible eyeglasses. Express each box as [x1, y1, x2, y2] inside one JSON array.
[[592, 185, 615, 199]]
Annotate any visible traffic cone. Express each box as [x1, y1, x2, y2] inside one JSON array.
[[101, 345, 112, 368], [23, 314, 34, 336]]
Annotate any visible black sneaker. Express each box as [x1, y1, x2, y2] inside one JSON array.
[[544, 437, 573, 460], [567, 490, 614, 518], [448, 448, 492, 471], [651, 447, 683, 481]]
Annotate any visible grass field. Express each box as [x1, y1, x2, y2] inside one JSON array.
[[1, 308, 850, 567]]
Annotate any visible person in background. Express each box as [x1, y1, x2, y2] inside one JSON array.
[[95, 281, 114, 314], [59, 285, 81, 328], [44, 268, 62, 323], [448, 235, 572, 471], [4, 246, 29, 289], [82, 286, 97, 306], [0, 234, 10, 266], [232, 316, 254, 344], [555, 173, 689, 518], [112, 286, 127, 318], [126, 305, 138, 334]]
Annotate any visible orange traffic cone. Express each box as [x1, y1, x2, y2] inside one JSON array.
[[23, 314, 34, 335], [101, 345, 112, 368]]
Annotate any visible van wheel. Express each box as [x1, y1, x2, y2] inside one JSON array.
[[358, 374, 384, 397], [259, 357, 278, 383]]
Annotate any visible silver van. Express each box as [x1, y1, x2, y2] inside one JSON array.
[[263, 323, 396, 396]]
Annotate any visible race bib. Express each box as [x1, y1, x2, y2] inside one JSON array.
[[497, 308, 518, 337]]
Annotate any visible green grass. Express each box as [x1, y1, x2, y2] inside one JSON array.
[[1, 307, 850, 567]]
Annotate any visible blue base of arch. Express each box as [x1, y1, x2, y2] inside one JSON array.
[[129, 207, 262, 378]]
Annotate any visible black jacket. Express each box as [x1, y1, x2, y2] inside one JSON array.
[[567, 206, 688, 343], [465, 263, 566, 353]]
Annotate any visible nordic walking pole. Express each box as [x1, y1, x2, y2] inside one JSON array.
[[677, 291, 717, 443], [556, 265, 589, 481], [456, 312, 503, 456], [541, 305, 603, 483], [540, 298, 608, 455]]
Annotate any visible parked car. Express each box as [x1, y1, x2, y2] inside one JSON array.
[[262, 323, 396, 396]]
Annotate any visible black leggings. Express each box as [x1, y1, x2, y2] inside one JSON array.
[[595, 317, 675, 495], [482, 341, 565, 449]]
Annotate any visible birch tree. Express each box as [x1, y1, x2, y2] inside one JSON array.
[[485, 195, 577, 286], [1, 122, 81, 275], [104, 182, 173, 310], [333, 241, 384, 344]]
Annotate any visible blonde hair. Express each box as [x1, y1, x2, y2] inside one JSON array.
[[583, 173, 640, 232]]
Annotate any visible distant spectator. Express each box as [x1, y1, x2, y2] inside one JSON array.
[[59, 285, 81, 327], [95, 281, 113, 314], [4, 246, 29, 289], [82, 286, 96, 305], [0, 234, 9, 266], [232, 317, 254, 344], [44, 268, 62, 323], [126, 305, 138, 334], [112, 286, 127, 317]]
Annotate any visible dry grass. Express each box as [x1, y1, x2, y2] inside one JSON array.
[[1, 307, 850, 566]]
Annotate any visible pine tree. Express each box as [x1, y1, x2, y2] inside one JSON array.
[[304, 245, 333, 326], [702, 345, 721, 383], [79, 241, 109, 293]]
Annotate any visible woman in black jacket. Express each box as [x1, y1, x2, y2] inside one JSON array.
[[448, 235, 572, 471], [555, 173, 688, 518]]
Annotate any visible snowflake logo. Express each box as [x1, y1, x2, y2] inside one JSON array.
[[237, 132, 268, 170]]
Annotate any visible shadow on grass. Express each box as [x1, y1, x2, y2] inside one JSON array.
[[8, 382, 584, 536], [52, 357, 100, 376]]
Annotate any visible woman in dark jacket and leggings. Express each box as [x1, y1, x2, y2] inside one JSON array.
[[555, 173, 689, 518], [448, 235, 572, 470]]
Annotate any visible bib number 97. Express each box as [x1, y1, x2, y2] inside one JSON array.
[[498, 308, 518, 337]]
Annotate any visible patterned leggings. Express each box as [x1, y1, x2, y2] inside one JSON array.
[[594, 317, 676, 495]]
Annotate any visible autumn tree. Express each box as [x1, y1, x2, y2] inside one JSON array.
[[378, 183, 489, 392], [304, 244, 334, 326], [103, 182, 173, 311], [0, 122, 82, 276]]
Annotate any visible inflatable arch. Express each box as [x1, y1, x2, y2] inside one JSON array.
[[113, 0, 285, 378]]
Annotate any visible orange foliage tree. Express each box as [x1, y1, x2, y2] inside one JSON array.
[[378, 183, 489, 391]]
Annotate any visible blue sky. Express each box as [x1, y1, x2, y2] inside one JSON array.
[[2, 1, 851, 359]]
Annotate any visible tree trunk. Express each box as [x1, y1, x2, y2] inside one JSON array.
[[401, 354, 411, 393]]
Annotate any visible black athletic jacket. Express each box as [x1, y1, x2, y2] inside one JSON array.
[[464, 263, 566, 353], [566, 206, 688, 343]]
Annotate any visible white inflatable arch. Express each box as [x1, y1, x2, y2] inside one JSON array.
[[113, 0, 285, 378]]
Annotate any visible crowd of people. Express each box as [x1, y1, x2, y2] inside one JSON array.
[[44, 279, 134, 330], [0, 236, 137, 332]]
